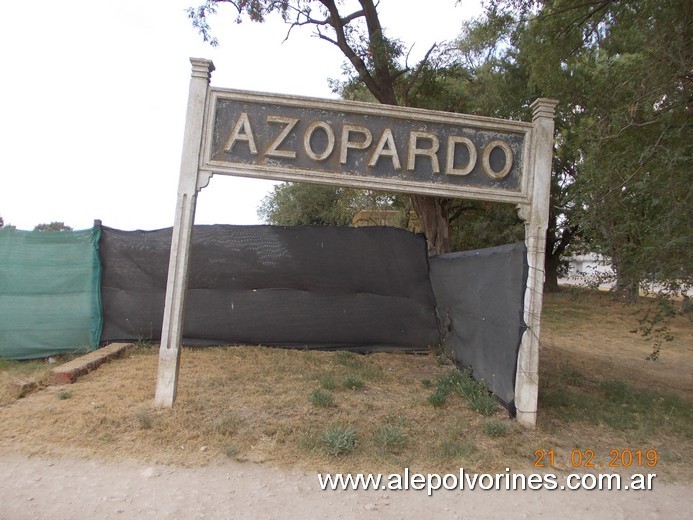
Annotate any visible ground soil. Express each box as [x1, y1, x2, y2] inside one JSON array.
[[0, 453, 690, 520], [1, 290, 691, 518]]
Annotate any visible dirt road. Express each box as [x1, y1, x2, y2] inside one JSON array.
[[0, 454, 689, 519]]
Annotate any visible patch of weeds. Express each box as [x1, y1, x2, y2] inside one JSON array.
[[484, 421, 508, 438], [322, 426, 357, 456], [427, 369, 498, 416], [557, 366, 585, 386], [357, 364, 384, 382], [455, 375, 499, 416], [437, 439, 478, 461], [343, 375, 365, 390], [375, 424, 408, 453], [214, 413, 238, 436], [318, 373, 336, 390], [134, 409, 154, 430], [309, 388, 334, 407], [56, 390, 72, 400], [136, 336, 152, 349], [421, 378, 432, 389], [428, 387, 448, 407], [223, 444, 240, 458], [541, 377, 693, 439], [334, 352, 362, 369], [298, 432, 321, 452], [435, 353, 451, 366]]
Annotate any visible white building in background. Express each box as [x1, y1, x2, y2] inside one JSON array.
[[559, 253, 615, 291], [561, 254, 692, 297]]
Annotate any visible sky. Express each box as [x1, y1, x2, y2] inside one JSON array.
[[0, 0, 482, 231]]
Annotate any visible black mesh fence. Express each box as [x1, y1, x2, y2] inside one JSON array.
[[100, 225, 440, 351], [429, 242, 528, 410], [99, 225, 528, 408]]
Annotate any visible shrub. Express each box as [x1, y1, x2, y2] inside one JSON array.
[[322, 426, 357, 456], [309, 388, 334, 407], [484, 421, 508, 438], [343, 375, 365, 389], [375, 424, 408, 453]]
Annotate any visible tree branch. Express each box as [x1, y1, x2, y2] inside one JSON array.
[[356, 0, 398, 104], [316, 0, 395, 103], [448, 204, 477, 224], [401, 43, 437, 106]]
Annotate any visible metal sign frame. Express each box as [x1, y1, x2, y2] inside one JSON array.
[[154, 58, 557, 428]]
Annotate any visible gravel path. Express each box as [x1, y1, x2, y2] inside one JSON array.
[[0, 454, 689, 519]]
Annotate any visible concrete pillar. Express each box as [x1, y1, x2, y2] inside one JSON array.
[[154, 58, 215, 407], [514, 98, 558, 428]]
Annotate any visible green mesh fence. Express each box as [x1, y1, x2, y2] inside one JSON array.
[[0, 226, 102, 360]]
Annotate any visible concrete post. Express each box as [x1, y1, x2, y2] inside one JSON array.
[[514, 98, 558, 428], [154, 58, 215, 407]]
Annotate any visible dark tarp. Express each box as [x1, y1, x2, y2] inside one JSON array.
[[100, 225, 440, 351], [0, 227, 102, 360], [429, 242, 528, 410]]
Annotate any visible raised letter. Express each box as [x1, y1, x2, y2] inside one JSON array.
[[265, 115, 298, 159], [368, 128, 401, 169], [446, 136, 477, 176], [340, 125, 373, 164], [482, 140, 513, 179], [223, 112, 257, 155], [304, 120, 335, 161], [407, 131, 440, 173]]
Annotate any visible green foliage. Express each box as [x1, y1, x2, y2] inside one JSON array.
[[428, 368, 499, 416], [309, 388, 334, 407], [484, 421, 508, 438], [457, 0, 691, 296], [541, 373, 693, 440], [322, 425, 357, 456], [333, 351, 360, 367], [33, 222, 73, 232], [257, 182, 397, 226], [427, 387, 448, 407], [343, 375, 365, 390], [518, 0, 692, 296], [193, 0, 690, 292], [630, 297, 677, 361], [375, 423, 408, 453], [56, 390, 72, 400], [317, 373, 336, 390], [437, 439, 478, 461]]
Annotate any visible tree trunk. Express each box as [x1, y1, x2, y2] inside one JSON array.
[[544, 251, 561, 293], [612, 254, 640, 302], [410, 195, 451, 255], [614, 274, 640, 302]]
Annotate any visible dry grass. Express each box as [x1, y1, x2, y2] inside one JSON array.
[[0, 289, 691, 480], [0, 359, 54, 406]]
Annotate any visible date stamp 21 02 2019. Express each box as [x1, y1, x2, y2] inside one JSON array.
[[534, 449, 659, 470]]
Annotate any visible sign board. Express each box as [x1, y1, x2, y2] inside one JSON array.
[[201, 90, 533, 203], [155, 58, 557, 428]]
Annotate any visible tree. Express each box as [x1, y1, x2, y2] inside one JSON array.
[[439, 11, 581, 290], [0, 216, 16, 230], [257, 183, 395, 226], [514, 0, 692, 299], [188, 0, 459, 254], [33, 222, 73, 232], [462, 0, 691, 296]]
